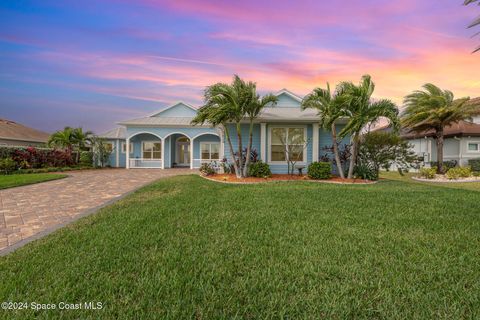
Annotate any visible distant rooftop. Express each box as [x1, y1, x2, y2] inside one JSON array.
[[0, 118, 50, 143]]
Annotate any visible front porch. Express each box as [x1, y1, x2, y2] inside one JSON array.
[[126, 131, 222, 169]]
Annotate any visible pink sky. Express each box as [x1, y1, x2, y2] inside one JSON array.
[[0, 0, 479, 132]]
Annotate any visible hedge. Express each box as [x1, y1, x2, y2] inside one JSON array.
[[0, 146, 76, 169], [468, 158, 480, 172]]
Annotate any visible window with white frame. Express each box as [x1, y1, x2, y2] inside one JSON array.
[[200, 142, 220, 160], [121, 142, 133, 153], [142, 141, 161, 159], [468, 142, 480, 152], [269, 127, 306, 162]]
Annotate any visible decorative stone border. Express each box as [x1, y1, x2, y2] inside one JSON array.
[[200, 175, 378, 185], [412, 176, 480, 183]]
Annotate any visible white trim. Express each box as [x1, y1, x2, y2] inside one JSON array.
[[467, 141, 480, 153], [141, 140, 162, 160], [267, 125, 307, 164], [199, 141, 221, 161], [163, 131, 192, 140], [191, 132, 221, 140], [312, 123, 319, 162], [274, 89, 303, 102], [149, 101, 197, 117], [260, 123, 266, 161], [116, 140, 120, 168], [121, 142, 133, 154], [161, 140, 165, 169], [190, 139, 194, 169], [126, 137, 130, 169], [127, 131, 163, 141], [175, 136, 191, 166]]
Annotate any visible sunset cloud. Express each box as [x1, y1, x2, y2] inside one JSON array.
[[0, 0, 479, 132]]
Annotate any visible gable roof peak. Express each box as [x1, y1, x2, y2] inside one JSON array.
[[274, 89, 303, 102], [149, 101, 197, 117]]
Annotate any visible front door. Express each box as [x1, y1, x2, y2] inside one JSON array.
[[176, 137, 190, 166]]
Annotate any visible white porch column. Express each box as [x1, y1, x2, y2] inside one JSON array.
[[219, 128, 225, 160], [161, 138, 165, 169], [126, 137, 130, 169], [190, 138, 194, 169], [260, 123, 266, 162], [115, 140, 120, 167], [312, 123, 319, 162]]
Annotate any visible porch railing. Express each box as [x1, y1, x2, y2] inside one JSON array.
[[129, 158, 162, 168]]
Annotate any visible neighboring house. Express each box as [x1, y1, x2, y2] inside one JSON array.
[[376, 97, 480, 166], [0, 118, 50, 147], [100, 89, 349, 173]]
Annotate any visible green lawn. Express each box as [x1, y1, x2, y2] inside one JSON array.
[[1, 174, 480, 319], [0, 173, 67, 189]]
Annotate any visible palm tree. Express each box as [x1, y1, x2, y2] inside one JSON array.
[[338, 75, 399, 179], [302, 83, 347, 178], [72, 127, 93, 163], [48, 127, 75, 151], [401, 83, 477, 174], [243, 91, 278, 177], [192, 76, 248, 178], [192, 75, 276, 178], [464, 0, 480, 52]]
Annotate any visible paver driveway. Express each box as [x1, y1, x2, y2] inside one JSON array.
[[0, 168, 193, 253]]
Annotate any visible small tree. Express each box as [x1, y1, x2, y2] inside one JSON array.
[[274, 129, 310, 175], [90, 136, 112, 167], [357, 131, 420, 176]]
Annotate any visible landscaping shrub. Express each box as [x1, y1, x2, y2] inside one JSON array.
[[353, 163, 378, 181], [0, 157, 16, 174], [79, 151, 93, 166], [307, 162, 331, 180], [446, 166, 472, 180], [248, 161, 271, 178], [0, 146, 75, 168], [199, 163, 215, 176], [429, 160, 457, 170], [419, 166, 437, 179], [468, 158, 480, 172]]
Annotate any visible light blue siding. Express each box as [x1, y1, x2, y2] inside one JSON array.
[[223, 124, 261, 162], [151, 102, 197, 117], [275, 92, 301, 108]]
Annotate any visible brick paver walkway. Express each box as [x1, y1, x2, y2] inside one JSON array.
[[0, 168, 193, 253]]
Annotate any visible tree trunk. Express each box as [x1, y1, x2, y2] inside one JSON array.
[[347, 133, 359, 179], [224, 125, 240, 177], [331, 123, 345, 179], [243, 119, 254, 177], [435, 129, 445, 174], [236, 122, 244, 178]]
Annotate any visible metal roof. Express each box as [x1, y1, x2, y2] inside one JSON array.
[[100, 127, 126, 139]]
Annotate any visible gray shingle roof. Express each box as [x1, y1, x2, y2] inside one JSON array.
[[100, 127, 126, 139]]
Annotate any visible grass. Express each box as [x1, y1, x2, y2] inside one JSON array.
[[1, 174, 480, 319], [0, 173, 67, 189], [380, 171, 480, 192]]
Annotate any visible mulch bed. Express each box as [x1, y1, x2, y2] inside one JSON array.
[[203, 174, 376, 184]]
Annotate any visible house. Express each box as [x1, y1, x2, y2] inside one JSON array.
[[100, 89, 349, 173], [0, 118, 50, 147], [376, 97, 480, 166]]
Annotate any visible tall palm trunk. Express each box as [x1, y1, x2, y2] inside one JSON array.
[[236, 122, 244, 178], [243, 119, 254, 177], [331, 123, 345, 179], [224, 125, 240, 177], [435, 129, 445, 174], [347, 132, 359, 179]]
